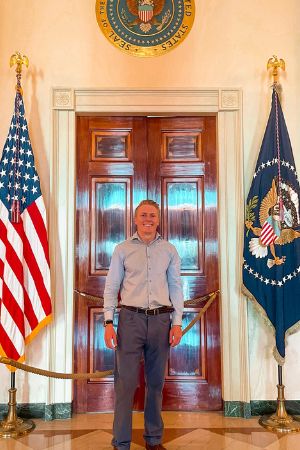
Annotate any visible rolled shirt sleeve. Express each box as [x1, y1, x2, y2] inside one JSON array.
[[103, 246, 125, 321], [167, 249, 184, 326]]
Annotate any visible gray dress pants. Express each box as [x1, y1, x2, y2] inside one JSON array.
[[112, 307, 171, 450]]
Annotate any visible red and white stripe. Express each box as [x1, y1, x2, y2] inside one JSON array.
[[0, 196, 51, 363], [260, 221, 277, 246], [139, 10, 153, 23]]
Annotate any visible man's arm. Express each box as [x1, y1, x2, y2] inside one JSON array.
[[103, 246, 124, 349], [167, 249, 184, 347], [103, 246, 124, 320]]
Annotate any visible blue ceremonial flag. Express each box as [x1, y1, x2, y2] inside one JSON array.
[[243, 87, 300, 364]]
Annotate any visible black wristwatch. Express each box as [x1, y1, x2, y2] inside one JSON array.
[[104, 320, 113, 327]]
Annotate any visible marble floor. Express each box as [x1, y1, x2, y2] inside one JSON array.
[[1, 411, 300, 449]]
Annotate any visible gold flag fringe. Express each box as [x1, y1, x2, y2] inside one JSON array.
[[242, 284, 300, 366]]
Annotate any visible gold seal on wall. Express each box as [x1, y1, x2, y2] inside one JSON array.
[[95, 0, 195, 57]]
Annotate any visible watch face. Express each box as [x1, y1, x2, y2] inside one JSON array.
[[95, 0, 195, 57], [105, 320, 113, 326]]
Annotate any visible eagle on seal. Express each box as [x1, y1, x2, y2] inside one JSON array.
[[126, 0, 165, 26]]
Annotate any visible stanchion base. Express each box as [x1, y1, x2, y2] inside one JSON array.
[[0, 417, 35, 438], [259, 413, 300, 433]]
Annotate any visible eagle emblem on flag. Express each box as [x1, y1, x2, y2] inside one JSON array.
[[245, 178, 300, 268]]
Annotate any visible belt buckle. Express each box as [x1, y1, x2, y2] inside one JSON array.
[[145, 308, 150, 316]]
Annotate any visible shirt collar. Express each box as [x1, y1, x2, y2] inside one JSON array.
[[131, 231, 162, 244]]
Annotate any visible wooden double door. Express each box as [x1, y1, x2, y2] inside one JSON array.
[[74, 115, 221, 412]]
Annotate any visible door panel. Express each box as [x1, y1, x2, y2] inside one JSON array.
[[163, 178, 204, 272], [76, 116, 147, 298], [147, 117, 220, 409], [74, 115, 221, 412], [91, 178, 131, 274]]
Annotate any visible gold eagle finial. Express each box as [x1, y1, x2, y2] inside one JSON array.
[[267, 55, 285, 84], [10, 52, 29, 74], [9, 52, 29, 95]]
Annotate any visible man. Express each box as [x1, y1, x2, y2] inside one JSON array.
[[104, 200, 184, 450]]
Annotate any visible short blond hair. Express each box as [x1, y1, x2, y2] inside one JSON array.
[[134, 200, 160, 217]]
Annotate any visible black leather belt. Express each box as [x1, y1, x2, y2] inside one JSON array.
[[122, 305, 174, 315]]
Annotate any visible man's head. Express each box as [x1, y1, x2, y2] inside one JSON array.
[[134, 200, 160, 217], [134, 200, 160, 243]]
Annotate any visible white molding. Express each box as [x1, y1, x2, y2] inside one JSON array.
[[219, 89, 241, 110], [49, 109, 75, 403], [217, 109, 250, 402], [52, 87, 241, 113], [50, 87, 250, 406], [52, 88, 74, 110]]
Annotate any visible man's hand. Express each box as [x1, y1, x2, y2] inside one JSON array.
[[169, 325, 182, 347], [104, 324, 118, 350]]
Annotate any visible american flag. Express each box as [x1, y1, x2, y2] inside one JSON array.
[[0, 90, 51, 366]]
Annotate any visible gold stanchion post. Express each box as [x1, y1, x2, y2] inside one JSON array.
[[259, 369, 300, 433], [0, 385, 35, 438]]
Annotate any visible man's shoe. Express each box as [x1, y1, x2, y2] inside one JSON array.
[[145, 444, 167, 450]]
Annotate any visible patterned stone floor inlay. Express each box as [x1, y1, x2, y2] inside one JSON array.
[[204, 428, 284, 448], [10, 430, 99, 450], [1, 412, 300, 449], [130, 428, 198, 446]]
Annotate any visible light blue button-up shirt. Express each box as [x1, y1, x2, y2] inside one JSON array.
[[103, 232, 184, 325]]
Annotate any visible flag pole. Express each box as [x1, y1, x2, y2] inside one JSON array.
[[11, 372, 15, 389], [0, 52, 35, 438], [259, 365, 300, 432], [258, 56, 300, 433]]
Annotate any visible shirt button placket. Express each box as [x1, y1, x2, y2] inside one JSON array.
[[148, 247, 152, 307], [146, 246, 150, 307]]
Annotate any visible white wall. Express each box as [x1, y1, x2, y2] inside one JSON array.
[[0, 0, 300, 404]]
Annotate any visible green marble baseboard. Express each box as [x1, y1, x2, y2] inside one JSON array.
[[224, 400, 300, 418], [250, 400, 300, 416], [224, 401, 252, 418], [2, 400, 300, 420], [0, 402, 71, 421]]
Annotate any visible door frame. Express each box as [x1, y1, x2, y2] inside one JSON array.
[[50, 87, 250, 413]]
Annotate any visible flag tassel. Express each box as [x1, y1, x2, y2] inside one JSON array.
[[11, 199, 20, 223]]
